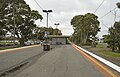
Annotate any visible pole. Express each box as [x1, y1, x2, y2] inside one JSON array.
[[56, 25, 58, 29], [47, 12, 49, 28]]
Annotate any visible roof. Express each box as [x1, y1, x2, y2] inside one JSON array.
[[48, 35, 70, 38]]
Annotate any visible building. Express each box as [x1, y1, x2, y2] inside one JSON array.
[[48, 35, 70, 45]]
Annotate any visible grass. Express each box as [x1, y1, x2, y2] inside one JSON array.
[[96, 43, 108, 48], [95, 43, 120, 58], [0, 41, 19, 50], [0, 42, 14, 44], [0, 47, 14, 50], [82, 43, 120, 66], [100, 51, 120, 58], [83, 43, 120, 58]]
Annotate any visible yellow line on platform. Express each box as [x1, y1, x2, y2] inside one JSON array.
[[72, 44, 119, 77]]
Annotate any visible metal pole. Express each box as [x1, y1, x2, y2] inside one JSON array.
[[47, 12, 49, 28]]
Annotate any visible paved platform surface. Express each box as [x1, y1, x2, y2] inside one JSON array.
[[16, 45, 105, 77]]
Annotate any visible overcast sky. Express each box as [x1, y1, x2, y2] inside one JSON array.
[[24, 0, 120, 38]]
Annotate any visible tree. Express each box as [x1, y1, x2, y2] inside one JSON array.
[[116, 2, 120, 8], [1, 0, 43, 46], [104, 22, 120, 52], [71, 13, 100, 46], [113, 22, 120, 52], [101, 2, 120, 52], [0, 0, 9, 40], [103, 35, 110, 43], [36, 27, 62, 40]]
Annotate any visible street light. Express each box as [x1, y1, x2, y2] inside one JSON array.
[[43, 10, 52, 43], [43, 10, 52, 28], [54, 23, 59, 29], [42, 10, 52, 51]]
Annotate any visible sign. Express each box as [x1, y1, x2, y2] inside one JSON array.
[[44, 31, 49, 38]]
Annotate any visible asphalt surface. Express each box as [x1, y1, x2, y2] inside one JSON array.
[[16, 45, 105, 77], [0, 45, 43, 73]]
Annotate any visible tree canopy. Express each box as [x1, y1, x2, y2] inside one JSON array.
[[36, 27, 62, 40], [0, 0, 43, 46], [71, 13, 100, 46]]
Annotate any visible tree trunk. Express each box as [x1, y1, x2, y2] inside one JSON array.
[[19, 38, 25, 46], [118, 43, 120, 53], [92, 36, 96, 47], [80, 31, 83, 44], [112, 41, 115, 52], [83, 32, 88, 44]]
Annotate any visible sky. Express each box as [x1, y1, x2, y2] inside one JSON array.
[[24, 0, 120, 38]]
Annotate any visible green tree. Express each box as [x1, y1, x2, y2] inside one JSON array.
[[113, 22, 120, 52], [37, 27, 62, 40], [105, 22, 120, 52], [103, 35, 110, 43], [71, 13, 100, 46], [116, 2, 120, 8], [1, 0, 43, 46]]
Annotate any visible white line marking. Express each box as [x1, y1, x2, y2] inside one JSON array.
[[74, 44, 120, 73]]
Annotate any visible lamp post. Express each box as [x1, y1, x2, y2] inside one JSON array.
[[54, 23, 59, 29], [43, 10, 52, 42], [42, 10, 52, 51], [43, 10, 52, 28], [54, 23, 60, 35]]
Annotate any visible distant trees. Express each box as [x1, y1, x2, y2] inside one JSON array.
[[102, 2, 120, 52], [103, 22, 120, 52], [36, 27, 62, 40], [0, 0, 43, 46], [71, 13, 100, 46]]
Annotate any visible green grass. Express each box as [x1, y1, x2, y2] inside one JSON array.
[[96, 43, 108, 48], [96, 43, 120, 58], [0, 47, 13, 50], [85, 43, 120, 58], [100, 51, 120, 58], [0, 42, 14, 44]]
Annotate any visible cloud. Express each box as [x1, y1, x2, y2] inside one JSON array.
[[24, 0, 120, 37]]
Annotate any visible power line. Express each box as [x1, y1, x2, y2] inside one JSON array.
[[33, 0, 57, 29], [94, 0, 105, 13], [99, 7, 117, 19], [34, 0, 43, 10], [111, 11, 117, 22], [101, 21, 109, 29], [33, 0, 62, 29]]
